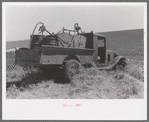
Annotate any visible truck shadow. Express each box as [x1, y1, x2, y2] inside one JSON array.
[[6, 69, 69, 89]]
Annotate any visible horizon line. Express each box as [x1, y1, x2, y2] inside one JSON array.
[[6, 28, 144, 42]]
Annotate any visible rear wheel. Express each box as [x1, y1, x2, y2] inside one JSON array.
[[64, 59, 80, 82]]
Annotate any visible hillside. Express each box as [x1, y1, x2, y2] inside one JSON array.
[[100, 29, 144, 55], [6, 39, 30, 50], [6, 29, 144, 56]]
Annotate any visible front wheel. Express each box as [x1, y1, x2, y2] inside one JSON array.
[[115, 58, 127, 71], [64, 59, 80, 82]]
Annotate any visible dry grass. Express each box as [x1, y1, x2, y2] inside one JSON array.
[[126, 64, 144, 82], [6, 65, 27, 83], [6, 63, 144, 99], [68, 63, 144, 99]]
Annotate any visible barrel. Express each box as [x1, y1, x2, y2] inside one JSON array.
[[30, 35, 43, 48], [42, 36, 57, 46]]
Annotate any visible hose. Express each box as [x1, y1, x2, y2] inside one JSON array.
[[29, 22, 44, 48]]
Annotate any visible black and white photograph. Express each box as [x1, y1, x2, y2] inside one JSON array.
[[3, 2, 147, 120]]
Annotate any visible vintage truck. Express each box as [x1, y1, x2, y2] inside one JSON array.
[[15, 22, 127, 82]]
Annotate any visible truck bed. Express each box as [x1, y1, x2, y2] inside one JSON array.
[[15, 47, 40, 66], [15, 45, 95, 67]]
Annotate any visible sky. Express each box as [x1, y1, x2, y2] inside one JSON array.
[[4, 3, 145, 41]]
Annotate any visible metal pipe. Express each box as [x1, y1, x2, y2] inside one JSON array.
[[29, 22, 44, 48]]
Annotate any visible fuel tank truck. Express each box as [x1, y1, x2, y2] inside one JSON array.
[[15, 22, 127, 82]]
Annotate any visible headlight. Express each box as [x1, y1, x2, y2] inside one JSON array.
[[113, 53, 118, 58]]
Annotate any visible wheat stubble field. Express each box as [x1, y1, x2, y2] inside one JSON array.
[[6, 29, 144, 99]]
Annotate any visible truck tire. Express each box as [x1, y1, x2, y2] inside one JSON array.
[[64, 59, 80, 82], [115, 59, 127, 71]]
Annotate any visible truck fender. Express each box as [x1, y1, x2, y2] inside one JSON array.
[[63, 55, 80, 65], [98, 56, 126, 70]]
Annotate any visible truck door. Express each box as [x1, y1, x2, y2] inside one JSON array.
[[97, 37, 106, 63]]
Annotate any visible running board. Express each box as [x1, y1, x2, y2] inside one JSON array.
[[97, 56, 126, 70]]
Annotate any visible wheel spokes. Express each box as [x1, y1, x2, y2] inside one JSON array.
[[69, 64, 79, 78]]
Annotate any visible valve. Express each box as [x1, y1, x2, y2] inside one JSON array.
[[74, 23, 81, 34], [38, 24, 46, 33]]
